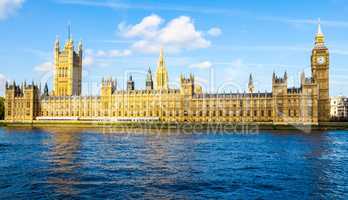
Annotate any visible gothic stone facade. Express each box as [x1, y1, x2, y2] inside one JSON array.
[[4, 23, 330, 125]]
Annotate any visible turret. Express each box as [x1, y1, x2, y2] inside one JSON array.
[[101, 77, 117, 96], [272, 71, 288, 85], [272, 71, 288, 95], [43, 82, 49, 96], [55, 36, 60, 51], [180, 74, 194, 96], [127, 75, 135, 91], [38, 82, 41, 93], [54, 36, 60, 67], [20, 82, 24, 93], [78, 40, 83, 57], [300, 71, 306, 85], [248, 73, 255, 93], [146, 67, 154, 90]]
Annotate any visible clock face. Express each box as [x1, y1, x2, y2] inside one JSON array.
[[317, 56, 325, 65]]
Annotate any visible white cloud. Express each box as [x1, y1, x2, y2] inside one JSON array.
[[82, 48, 131, 69], [189, 61, 212, 69], [0, 74, 6, 80], [119, 15, 211, 54], [120, 14, 163, 38], [207, 27, 222, 37], [0, 0, 25, 20], [159, 16, 210, 48], [132, 40, 162, 54], [34, 61, 54, 72], [96, 49, 132, 57], [83, 55, 94, 66]]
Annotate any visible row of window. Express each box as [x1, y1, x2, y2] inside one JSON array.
[[41, 109, 275, 118], [40, 109, 311, 118], [44, 102, 275, 110]]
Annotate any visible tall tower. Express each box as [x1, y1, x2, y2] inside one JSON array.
[[156, 48, 169, 90], [311, 20, 330, 122], [53, 24, 83, 96]]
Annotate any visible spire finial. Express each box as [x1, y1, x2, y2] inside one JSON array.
[[317, 18, 323, 35], [68, 21, 72, 40], [55, 35, 60, 49], [78, 39, 83, 52], [315, 18, 325, 46], [159, 46, 164, 61], [158, 46, 166, 67], [248, 73, 255, 93]]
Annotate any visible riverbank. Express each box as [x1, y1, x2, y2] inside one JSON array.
[[1, 120, 347, 131]]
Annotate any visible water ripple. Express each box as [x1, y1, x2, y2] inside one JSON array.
[[0, 127, 348, 199]]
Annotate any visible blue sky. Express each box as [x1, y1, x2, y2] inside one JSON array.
[[0, 0, 347, 96]]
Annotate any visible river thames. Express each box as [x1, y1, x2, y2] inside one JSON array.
[[0, 127, 347, 199]]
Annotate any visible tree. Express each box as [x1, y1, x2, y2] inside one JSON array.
[[0, 97, 4, 120]]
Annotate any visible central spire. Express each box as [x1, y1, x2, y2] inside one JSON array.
[[156, 47, 169, 90], [159, 47, 165, 66]]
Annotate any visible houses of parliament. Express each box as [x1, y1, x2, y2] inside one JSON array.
[[4, 22, 330, 125]]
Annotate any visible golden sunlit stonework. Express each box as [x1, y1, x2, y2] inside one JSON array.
[[53, 33, 83, 97], [4, 22, 330, 125]]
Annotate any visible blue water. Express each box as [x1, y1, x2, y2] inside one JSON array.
[[0, 127, 347, 199]]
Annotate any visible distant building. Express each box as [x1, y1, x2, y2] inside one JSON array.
[[330, 96, 348, 120], [4, 22, 330, 125]]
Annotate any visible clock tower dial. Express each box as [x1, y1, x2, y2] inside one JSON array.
[[317, 56, 325, 65]]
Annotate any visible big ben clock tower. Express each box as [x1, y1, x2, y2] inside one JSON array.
[[311, 20, 330, 122]]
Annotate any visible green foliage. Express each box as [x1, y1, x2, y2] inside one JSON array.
[[0, 97, 4, 120]]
